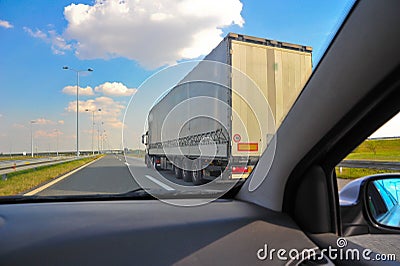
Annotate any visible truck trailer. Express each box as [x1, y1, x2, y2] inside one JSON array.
[[142, 33, 312, 184]]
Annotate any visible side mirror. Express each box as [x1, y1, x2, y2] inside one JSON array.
[[141, 132, 148, 145], [367, 178, 400, 228], [339, 174, 400, 236]]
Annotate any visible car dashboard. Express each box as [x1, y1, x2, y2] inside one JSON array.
[[0, 199, 320, 265]]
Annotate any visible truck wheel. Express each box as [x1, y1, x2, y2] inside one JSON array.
[[145, 155, 151, 168], [191, 161, 203, 186], [183, 169, 192, 182], [192, 169, 203, 185], [152, 157, 159, 170], [174, 165, 183, 179]]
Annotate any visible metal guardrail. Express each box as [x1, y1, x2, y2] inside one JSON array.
[[0, 157, 72, 171], [0, 156, 96, 176]]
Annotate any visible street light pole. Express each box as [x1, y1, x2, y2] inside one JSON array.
[[101, 122, 104, 153], [30, 120, 37, 157], [54, 129, 59, 157], [98, 121, 104, 154], [63, 66, 93, 157], [86, 108, 101, 155], [76, 71, 79, 157]]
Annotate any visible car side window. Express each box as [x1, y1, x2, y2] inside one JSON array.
[[336, 111, 400, 259], [336, 111, 400, 191]]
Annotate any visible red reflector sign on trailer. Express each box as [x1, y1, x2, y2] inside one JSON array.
[[232, 166, 248, 174], [237, 143, 258, 151]]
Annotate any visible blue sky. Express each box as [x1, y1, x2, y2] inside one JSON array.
[[1, 0, 378, 154]]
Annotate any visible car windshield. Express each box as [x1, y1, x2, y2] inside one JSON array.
[[0, 0, 355, 204]]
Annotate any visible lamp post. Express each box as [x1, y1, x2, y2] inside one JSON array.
[[54, 129, 59, 157], [30, 120, 37, 157], [98, 121, 104, 154], [63, 66, 93, 157], [85, 108, 101, 155], [102, 130, 106, 153]]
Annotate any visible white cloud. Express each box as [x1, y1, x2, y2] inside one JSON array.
[[0, 19, 13, 29], [63, 0, 244, 68], [12, 123, 25, 129], [371, 113, 400, 138], [24, 26, 72, 55], [66, 96, 126, 129], [11, 118, 55, 129], [34, 118, 55, 125], [104, 117, 124, 129], [58, 120, 65, 125], [62, 85, 94, 96], [35, 130, 63, 138], [94, 82, 136, 97], [23, 27, 46, 39], [66, 99, 96, 113], [62, 82, 134, 97]]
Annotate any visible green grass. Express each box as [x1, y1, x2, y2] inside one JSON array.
[[337, 138, 400, 179], [0, 156, 102, 196], [345, 138, 400, 161]]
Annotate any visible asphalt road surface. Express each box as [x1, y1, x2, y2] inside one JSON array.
[[34, 155, 200, 196], [35, 155, 139, 196], [28, 154, 397, 196], [34, 155, 238, 196], [125, 156, 195, 187]]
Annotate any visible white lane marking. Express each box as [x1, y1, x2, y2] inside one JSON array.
[[145, 175, 175, 191], [24, 156, 103, 196]]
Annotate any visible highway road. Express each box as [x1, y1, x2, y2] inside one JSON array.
[[33, 155, 198, 197], [31, 155, 237, 197], [26, 154, 358, 196], [125, 156, 196, 187], [21, 154, 399, 197], [34, 155, 139, 196]]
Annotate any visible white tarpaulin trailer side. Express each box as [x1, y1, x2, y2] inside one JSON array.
[[145, 33, 312, 179]]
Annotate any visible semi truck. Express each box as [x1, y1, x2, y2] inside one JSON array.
[[142, 33, 312, 185]]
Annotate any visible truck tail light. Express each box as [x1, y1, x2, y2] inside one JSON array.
[[232, 166, 249, 174]]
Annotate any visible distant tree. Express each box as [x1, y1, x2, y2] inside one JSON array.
[[365, 140, 378, 156]]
